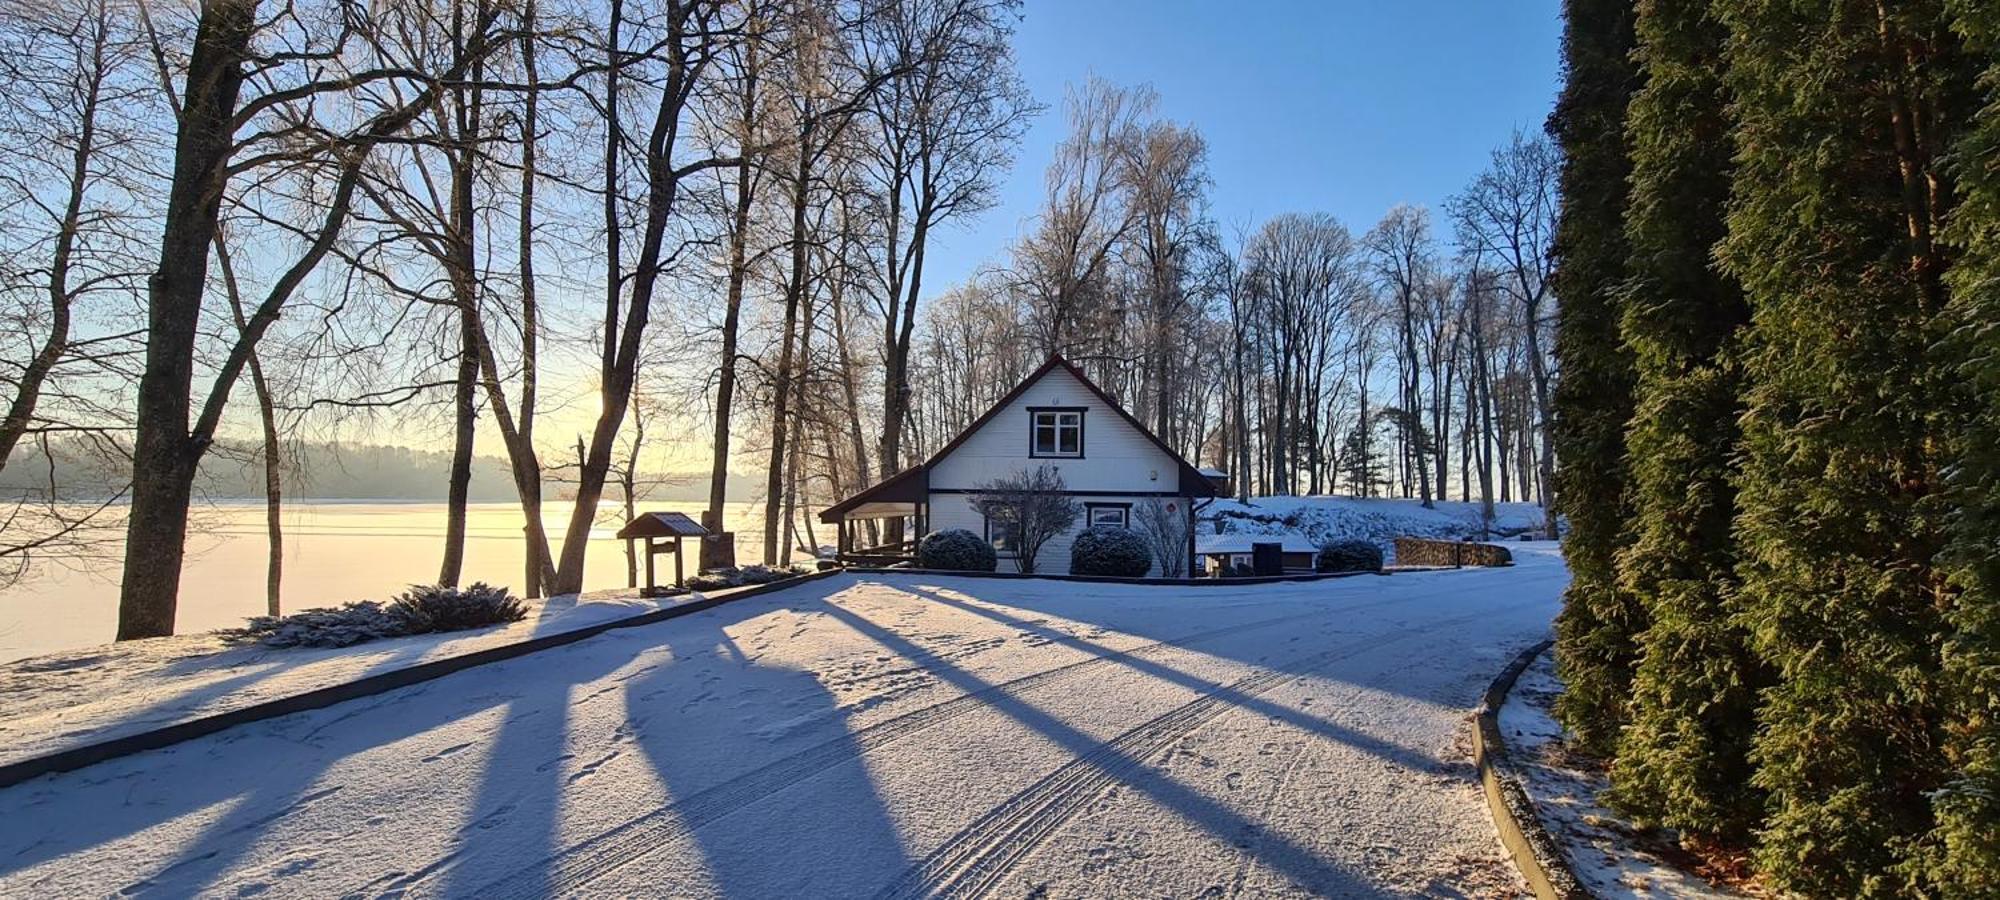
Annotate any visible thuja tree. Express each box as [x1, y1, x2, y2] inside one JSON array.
[[1546, 0, 1642, 757], [1718, 0, 1976, 892], [1925, 1, 2000, 892], [1604, 0, 1764, 843]]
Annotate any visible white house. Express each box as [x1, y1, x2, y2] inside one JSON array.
[[820, 355, 1221, 577]]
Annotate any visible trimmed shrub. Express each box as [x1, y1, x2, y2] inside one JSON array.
[[389, 582, 527, 633], [1070, 526, 1152, 577], [230, 601, 411, 648], [1316, 539, 1384, 573], [918, 528, 997, 572]]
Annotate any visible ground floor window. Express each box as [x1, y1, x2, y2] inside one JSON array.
[[983, 513, 1021, 553], [1084, 502, 1129, 529]]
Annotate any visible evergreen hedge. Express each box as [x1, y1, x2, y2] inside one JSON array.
[[1603, 0, 1764, 844], [1547, 0, 1644, 759]]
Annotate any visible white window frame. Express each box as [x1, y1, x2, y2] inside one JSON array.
[[1085, 504, 1129, 529], [1029, 408, 1084, 458]]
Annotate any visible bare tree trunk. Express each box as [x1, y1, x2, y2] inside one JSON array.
[[705, 23, 760, 568], [118, 0, 258, 639], [763, 112, 812, 566], [515, 0, 546, 597]]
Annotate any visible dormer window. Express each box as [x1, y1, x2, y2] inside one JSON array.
[[1029, 408, 1084, 458]]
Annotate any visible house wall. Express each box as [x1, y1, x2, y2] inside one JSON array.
[[925, 492, 1190, 577], [926, 369, 1182, 494], [919, 367, 1196, 577]]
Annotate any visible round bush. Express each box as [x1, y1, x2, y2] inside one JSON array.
[[1070, 525, 1153, 577], [918, 528, 997, 571], [1316, 539, 1384, 573]]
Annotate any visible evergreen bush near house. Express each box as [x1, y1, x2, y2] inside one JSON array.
[[686, 564, 809, 590], [389, 582, 528, 633], [1069, 526, 1152, 577], [1546, 0, 1644, 763], [1314, 539, 1382, 573], [917, 528, 998, 572], [1602, 0, 1765, 845], [1924, 2, 2000, 891], [1717, 1, 1975, 892]]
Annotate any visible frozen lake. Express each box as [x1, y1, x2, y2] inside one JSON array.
[[0, 500, 796, 662]]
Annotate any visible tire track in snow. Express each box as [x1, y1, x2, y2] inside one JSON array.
[[468, 589, 1432, 899], [870, 592, 1558, 900]]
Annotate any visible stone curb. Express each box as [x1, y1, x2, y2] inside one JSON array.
[[0, 569, 846, 790], [1473, 639, 1592, 900]]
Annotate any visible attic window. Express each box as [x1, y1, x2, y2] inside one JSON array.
[[1029, 408, 1084, 458]]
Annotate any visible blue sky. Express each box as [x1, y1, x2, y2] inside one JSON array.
[[918, 0, 1566, 292]]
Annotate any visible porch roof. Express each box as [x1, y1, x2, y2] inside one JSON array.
[[818, 465, 927, 523]]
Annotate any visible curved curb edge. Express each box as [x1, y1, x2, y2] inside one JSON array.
[[0, 569, 846, 790], [1473, 638, 1592, 900]]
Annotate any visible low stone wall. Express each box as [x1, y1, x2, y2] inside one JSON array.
[[1393, 537, 1513, 567]]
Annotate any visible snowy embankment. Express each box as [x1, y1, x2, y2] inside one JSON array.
[[1205, 495, 1548, 559], [1499, 651, 1743, 898], [0, 587, 738, 772], [1, 548, 1568, 898]]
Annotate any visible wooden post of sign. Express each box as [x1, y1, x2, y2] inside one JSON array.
[[674, 535, 685, 587], [647, 537, 659, 593]]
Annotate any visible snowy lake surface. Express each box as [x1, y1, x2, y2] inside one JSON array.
[[0, 500, 790, 663]]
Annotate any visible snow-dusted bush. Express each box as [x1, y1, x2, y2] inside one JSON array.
[[686, 563, 811, 591], [918, 528, 997, 571], [229, 601, 411, 648], [227, 582, 526, 648], [389, 582, 527, 633], [1070, 526, 1152, 577], [1316, 539, 1384, 573]]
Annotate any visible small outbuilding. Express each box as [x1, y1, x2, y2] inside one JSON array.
[[1196, 532, 1318, 576], [616, 511, 709, 595]]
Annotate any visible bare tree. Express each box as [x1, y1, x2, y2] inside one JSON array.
[[117, 0, 508, 637], [1447, 130, 1559, 534], [1134, 495, 1189, 578], [968, 464, 1078, 574]]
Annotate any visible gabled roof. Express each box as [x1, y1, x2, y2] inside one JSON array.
[[616, 511, 708, 539], [820, 354, 1218, 523]]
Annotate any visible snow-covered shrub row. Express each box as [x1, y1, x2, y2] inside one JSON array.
[[917, 528, 997, 571], [1315, 539, 1384, 573], [1069, 525, 1153, 577], [227, 582, 526, 649], [685, 563, 813, 591]]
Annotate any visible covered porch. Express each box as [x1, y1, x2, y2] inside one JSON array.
[[819, 466, 931, 567]]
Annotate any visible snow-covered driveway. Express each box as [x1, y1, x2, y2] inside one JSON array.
[[0, 547, 1567, 898]]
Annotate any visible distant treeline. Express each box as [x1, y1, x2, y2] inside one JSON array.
[[0, 437, 745, 504]]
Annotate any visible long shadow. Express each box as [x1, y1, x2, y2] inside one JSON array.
[[900, 586, 1446, 776], [462, 589, 913, 898], [815, 599, 1384, 896], [0, 596, 794, 896], [890, 564, 1571, 707]]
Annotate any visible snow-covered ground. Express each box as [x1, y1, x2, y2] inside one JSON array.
[[0, 587, 735, 770], [0, 548, 1570, 898], [1499, 651, 1743, 898], [1205, 496, 1549, 559]]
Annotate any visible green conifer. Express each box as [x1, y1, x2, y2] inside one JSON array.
[[1604, 0, 1765, 844], [1717, 1, 1976, 892], [1548, 0, 1643, 758], [1925, 2, 2000, 894]]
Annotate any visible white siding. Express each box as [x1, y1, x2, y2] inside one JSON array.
[[926, 492, 1185, 577], [926, 369, 1179, 492]]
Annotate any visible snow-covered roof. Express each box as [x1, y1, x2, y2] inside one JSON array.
[[1196, 532, 1319, 555]]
